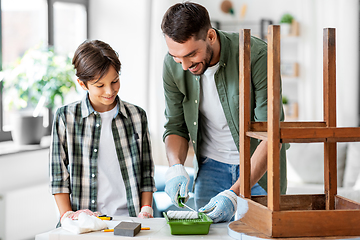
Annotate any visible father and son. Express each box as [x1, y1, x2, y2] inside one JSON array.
[[50, 1, 287, 225]]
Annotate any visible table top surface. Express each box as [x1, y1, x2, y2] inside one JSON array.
[[35, 217, 234, 240], [35, 217, 360, 240]]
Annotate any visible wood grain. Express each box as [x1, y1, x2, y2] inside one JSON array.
[[267, 25, 281, 211], [239, 29, 252, 198]]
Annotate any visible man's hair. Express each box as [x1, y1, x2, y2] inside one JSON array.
[[72, 40, 121, 86], [161, 2, 212, 43]]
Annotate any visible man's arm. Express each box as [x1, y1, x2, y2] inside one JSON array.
[[164, 134, 191, 206], [165, 134, 189, 166], [230, 140, 268, 196]]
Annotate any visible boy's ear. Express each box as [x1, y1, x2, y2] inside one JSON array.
[[77, 79, 88, 91]]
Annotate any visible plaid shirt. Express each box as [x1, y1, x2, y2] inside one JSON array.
[[49, 94, 156, 217]]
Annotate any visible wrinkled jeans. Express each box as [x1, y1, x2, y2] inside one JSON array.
[[194, 156, 267, 210]]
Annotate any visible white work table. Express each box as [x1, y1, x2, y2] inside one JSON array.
[[35, 217, 235, 240]]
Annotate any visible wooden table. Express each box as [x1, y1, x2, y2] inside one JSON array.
[[228, 221, 360, 240]]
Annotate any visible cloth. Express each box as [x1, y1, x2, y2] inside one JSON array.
[[194, 156, 266, 211], [61, 212, 107, 234], [61, 209, 100, 221], [97, 104, 128, 217], [162, 28, 287, 194], [50, 94, 156, 217], [199, 62, 239, 164]]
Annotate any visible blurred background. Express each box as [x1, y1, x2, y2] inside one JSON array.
[[0, 0, 359, 239]]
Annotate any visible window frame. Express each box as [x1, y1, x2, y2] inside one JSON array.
[[0, 0, 11, 141], [47, 0, 89, 46], [0, 0, 89, 142]]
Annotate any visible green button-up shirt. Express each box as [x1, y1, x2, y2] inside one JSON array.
[[162, 29, 287, 194]]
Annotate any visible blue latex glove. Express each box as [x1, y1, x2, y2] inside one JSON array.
[[199, 190, 243, 223], [165, 164, 190, 207]]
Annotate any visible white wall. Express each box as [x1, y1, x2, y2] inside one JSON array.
[[89, 0, 171, 165], [89, 0, 152, 110], [0, 149, 58, 240]]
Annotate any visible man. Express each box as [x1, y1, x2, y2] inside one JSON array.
[[161, 2, 287, 223]]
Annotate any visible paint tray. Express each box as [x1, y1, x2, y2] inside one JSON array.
[[163, 212, 213, 235]]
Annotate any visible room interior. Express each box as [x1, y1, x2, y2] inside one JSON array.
[[0, 0, 359, 239]]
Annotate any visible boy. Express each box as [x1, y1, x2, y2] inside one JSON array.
[[49, 40, 155, 224]]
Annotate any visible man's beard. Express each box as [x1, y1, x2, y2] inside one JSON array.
[[192, 44, 214, 76]]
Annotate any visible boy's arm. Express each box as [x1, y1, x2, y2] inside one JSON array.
[[50, 109, 72, 218], [54, 193, 72, 217], [141, 191, 153, 207], [138, 191, 153, 218]]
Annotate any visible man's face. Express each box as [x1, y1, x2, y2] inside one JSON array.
[[165, 35, 213, 75]]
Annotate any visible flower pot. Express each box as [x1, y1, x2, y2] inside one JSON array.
[[11, 113, 45, 145], [280, 23, 291, 36]]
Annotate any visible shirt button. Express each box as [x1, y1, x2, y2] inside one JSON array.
[[96, 124, 100, 127], [94, 149, 98, 152], [195, 100, 198, 103], [192, 140, 195, 144], [92, 200, 95, 203], [194, 122, 197, 125], [92, 174, 95, 178]]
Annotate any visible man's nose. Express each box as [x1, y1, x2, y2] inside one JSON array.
[[181, 59, 192, 71]]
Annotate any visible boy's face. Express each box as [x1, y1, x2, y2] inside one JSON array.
[[78, 65, 120, 112]]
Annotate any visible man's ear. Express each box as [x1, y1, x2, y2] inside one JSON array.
[[77, 79, 88, 91], [207, 28, 217, 44]]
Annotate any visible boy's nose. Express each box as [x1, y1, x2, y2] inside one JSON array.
[[105, 86, 113, 94]]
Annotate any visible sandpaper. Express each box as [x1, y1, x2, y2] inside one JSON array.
[[114, 221, 141, 237]]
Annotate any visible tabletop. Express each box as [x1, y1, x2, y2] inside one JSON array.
[[35, 217, 235, 240]]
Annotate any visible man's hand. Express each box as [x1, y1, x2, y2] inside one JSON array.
[[165, 164, 190, 206], [199, 190, 243, 223]]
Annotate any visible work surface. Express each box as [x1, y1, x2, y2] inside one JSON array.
[[35, 217, 360, 240], [35, 217, 234, 240]]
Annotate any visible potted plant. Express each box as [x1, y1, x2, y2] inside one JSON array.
[[279, 13, 294, 36], [3, 45, 76, 145], [282, 96, 289, 119]]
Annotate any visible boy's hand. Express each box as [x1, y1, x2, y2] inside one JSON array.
[[138, 205, 153, 218], [61, 209, 100, 224], [165, 164, 190, 206]]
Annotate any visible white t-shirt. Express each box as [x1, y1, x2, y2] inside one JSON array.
[[198, 62, 240, 165], [97, 104, 129, 216]]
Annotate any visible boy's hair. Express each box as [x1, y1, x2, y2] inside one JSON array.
[[72, 40, 121, 86], [161, 1, 212, 43]]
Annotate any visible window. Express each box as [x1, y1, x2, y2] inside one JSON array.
[[0, 0, 88, 142], [48, 0, 89, 54]]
